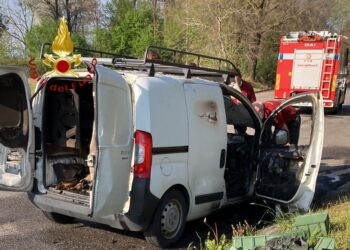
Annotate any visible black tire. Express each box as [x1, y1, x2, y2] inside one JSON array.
[[144, 189, 188, 248], [42, 211, 75, 224], [339, 103, 343, 111], [331, 105, 339, 114]]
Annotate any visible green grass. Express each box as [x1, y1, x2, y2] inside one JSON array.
[[193, 197, 350, 249], [273, 197, 350, 249], [325, 198, 350, 249]]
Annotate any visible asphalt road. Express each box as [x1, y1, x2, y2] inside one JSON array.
[[0, 89, 349, 250]]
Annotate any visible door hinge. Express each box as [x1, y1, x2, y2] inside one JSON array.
[[86, 155, 96, 167]]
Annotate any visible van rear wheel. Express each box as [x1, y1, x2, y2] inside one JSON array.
[[144, 189, 187, 248], [42, 211, 75, 224]]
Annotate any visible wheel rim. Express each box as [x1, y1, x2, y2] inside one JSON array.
[[160, 198, 183, 239]]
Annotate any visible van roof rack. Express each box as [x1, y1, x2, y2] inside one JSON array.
[[39, 43, 240, 84], [112, 46, 240, 83]]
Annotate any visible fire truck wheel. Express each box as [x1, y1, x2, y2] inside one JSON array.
[[339, 103, 343, 111], [330, 105, 339, 114]]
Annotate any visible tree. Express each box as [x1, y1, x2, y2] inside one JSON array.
[[162, 0, 337, 83], [328, 0, 350, 37], [104, 0, 135, 28], [0, 14, 9, 57], [24, 18, 57, 57], [0, 0, 36, 55], [91, 0, 134, 52], [25, 17, 88, 57], [0, 14, 5, 35], [92, 0, 163, 57], [111, 2, 161, 57], [36, 0, 99, 33]]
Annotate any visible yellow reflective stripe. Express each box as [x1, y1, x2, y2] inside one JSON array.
[[275, 74, 280, 90], [331, 75, 337, 91]]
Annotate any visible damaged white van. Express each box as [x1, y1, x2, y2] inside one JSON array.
[[0, 46, 323, 247]]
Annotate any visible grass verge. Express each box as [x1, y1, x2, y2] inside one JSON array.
[[273, 197, 350, 249], [194, 196, 350, 249], [324, 197, 350, 249]]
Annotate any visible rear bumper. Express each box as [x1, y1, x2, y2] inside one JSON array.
[[27, 178, 159, 232], [123, 178, 159, 231], [292, 100, 334, 108]]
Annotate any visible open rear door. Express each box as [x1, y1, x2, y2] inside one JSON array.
[[92, 66, 133, 217], [256, 93, 324, 211], [0, 67, 34, 191]]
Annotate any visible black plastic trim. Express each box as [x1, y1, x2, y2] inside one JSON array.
[[122, 178, 159, 231], [195, 192, 224, 204], [220, 149, 226, 168], [152, 146, 189, 155]]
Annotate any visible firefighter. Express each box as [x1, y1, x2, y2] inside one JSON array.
[[253, 100, 300, 145], [228, 72, 257, 135], [146, 50, 160, 60], [229, 72, 256, 103]]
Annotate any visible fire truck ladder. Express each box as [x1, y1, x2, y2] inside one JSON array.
[[321, 37, 337, 99]]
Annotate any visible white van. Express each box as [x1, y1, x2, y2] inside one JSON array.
[[0, 46, 324, 247]]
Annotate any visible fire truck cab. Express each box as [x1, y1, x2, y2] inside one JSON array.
[[274, 31, 349, 113]]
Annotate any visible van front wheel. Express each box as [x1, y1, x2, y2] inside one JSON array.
[[144, 189, 187, 248]]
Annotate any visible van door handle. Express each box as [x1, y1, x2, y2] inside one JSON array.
[[220, 149, 226, 168]]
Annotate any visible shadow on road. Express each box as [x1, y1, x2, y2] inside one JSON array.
[[58, 162, 350, 249], [75, 203, 272, 249], [68, 161, 350, 249], [64, 168, 350, 250], [339, 104, 350, 115], [174, 203, 272, 249]]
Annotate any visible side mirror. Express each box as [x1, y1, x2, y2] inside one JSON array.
[[274, 129, 289, 146]]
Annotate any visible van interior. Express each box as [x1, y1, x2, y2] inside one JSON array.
[[0, 73, 29, 149], [256, 113, 310, 201], [0, 73, 29, 187], [43, 78, 94, 204], [222, 92, 311, 202], [223, 95, 257, 199]]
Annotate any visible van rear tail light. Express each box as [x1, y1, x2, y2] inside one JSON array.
[[133, 130, 152, 178]]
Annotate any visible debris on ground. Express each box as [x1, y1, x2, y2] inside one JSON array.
[[230, 212, 336, 250]]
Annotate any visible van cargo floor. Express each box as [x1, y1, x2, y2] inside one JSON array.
[[47, 187, 90, 207]]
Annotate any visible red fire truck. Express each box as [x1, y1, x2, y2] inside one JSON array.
[[274, 31, 349, 113]]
